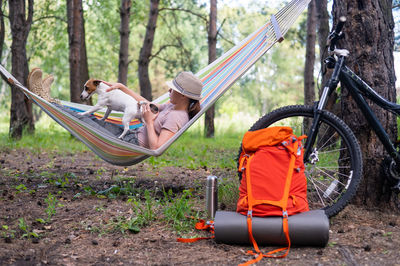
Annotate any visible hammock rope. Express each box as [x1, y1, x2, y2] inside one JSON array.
[[0, 0, 311, 166]]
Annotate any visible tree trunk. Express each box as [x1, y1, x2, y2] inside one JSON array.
[[67, 0, 89, 104], [80, 14, 90, 102], [303, 0, 316, 107], [332, 0, 397, 207], [205, 0, 217, 138], [8, 0, 34, 139], [118, 0, 131, 85], [317, 0, 340, 116], [138, 0, 159, 101], [316, 0, 330, 76], [0, 0, 5, 61]]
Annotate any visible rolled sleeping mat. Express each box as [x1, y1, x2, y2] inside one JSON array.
[[214, 210, 329, 247]]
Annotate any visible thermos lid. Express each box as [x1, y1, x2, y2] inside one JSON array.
[[206, 175, 218, 186]]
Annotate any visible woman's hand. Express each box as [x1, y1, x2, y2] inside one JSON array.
[[142, 103, 158, 124]]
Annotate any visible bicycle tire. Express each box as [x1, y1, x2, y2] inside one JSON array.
[[237, 105, 363, 217]]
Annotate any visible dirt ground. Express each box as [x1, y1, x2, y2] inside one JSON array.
[[1, 148, 400, 265]]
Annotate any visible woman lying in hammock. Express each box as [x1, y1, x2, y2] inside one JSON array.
[[28, 69, 203, 150], [103, 72, 202, 149]]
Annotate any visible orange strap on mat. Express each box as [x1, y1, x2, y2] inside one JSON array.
[[176, 219, 215, 243]]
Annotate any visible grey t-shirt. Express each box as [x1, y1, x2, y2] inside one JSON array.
[[137, 103, 189, 148]]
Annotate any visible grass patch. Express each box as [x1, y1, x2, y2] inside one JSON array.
[[162, 189, 200, 233], [148, 130, 241, 169], [218, 176, 240, 210], [0, 115, 88, 154]]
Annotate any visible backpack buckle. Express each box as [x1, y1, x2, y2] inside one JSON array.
[[247, 210, 253, 218], [282, 210, 288, 218], [297, 146, 302, 156]]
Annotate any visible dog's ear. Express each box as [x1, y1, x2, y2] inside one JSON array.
[[93, 80, 101, 86]]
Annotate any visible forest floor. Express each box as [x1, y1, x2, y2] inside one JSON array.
[[1, 148, 400, 265]]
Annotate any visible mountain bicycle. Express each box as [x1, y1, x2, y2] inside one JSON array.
[[239, 17, 400, 218]]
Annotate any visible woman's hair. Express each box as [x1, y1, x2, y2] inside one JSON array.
[[188, 99, 201, 119]]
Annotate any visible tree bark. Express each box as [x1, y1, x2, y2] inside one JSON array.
[[67, 0, 90, 104], [8, 0, 34, 139], [138, 0, 160, 101], [118, 0, 131, 85], [303, 0, 316, 107], [205, 0, 217, 138], [332, 0, 397, 207]]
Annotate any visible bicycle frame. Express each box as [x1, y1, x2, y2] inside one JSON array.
[[306, 55, 400, 167]]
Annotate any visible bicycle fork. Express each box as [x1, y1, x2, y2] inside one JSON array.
[[304, 57, 344, 162]]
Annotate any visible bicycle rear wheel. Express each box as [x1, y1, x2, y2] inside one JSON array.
[[239, 105, 363, 217]]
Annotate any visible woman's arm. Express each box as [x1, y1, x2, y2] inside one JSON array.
[[142, 104, 174, 149], [146, 124, 174, 150], [104, 81, 148, 103]]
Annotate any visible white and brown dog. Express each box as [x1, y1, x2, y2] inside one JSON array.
[[80, 79, 142, 139]]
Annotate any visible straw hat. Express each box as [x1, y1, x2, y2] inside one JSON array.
[[166, 71, 203, 100]]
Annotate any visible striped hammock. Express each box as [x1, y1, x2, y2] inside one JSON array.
[[0, 0, 310, 166]]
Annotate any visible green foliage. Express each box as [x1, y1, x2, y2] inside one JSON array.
[[27, 1, 70, 99], [18, 218, 39, 239], [1, 225, 16, 239], [162, 189, 198, 233], [15, 184, 27, 194], [98, 193, 157, 235], [215, 3, 307, 117], [126, 190, 158, 231], [104, 215, 141, 235], [44, 192, 59, 223], [395, 9, 400, 51], [89, 189, 198, 235], [147, 128, 241, 169]]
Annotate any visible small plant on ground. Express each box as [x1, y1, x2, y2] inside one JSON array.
[[42, 192, 60, 223], [162, 189, 199, 233], [1, 225, 16, 240], [101, 190, 159, 235], [15, 184, 27, 194], [128, 190, 157, 227], [18, 218, 39, 239], [105, 216, 140, 234]]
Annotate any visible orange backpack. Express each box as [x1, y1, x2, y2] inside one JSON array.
[[237, 126, 309, 265]]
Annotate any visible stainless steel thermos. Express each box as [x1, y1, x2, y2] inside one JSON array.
[[206, 175, 218, 219]]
